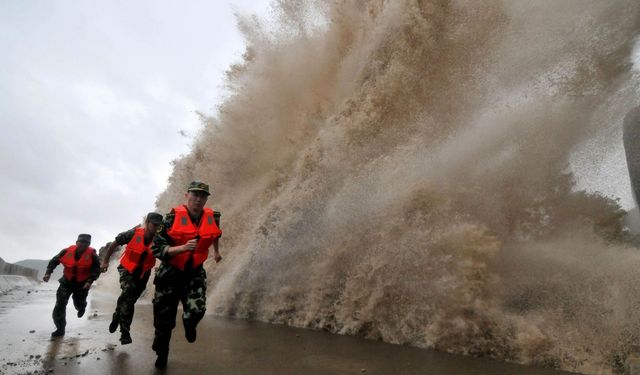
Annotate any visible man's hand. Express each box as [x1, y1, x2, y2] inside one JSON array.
[[169, 239, 198, 257], [82, 282, 92, 290], [100, 262, 109, 273], [213, 250, 222, 263], [182, 239, 198, 252], [42, 274, 50, 282]]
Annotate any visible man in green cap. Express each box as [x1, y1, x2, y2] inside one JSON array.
[[43, 234, 100, 338], [100, 212, 164, 345], [151, 180, 222, 369]]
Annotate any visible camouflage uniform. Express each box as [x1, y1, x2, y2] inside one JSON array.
[[110, 228, 153, 337], [46, 246, 100, 332], [151, 209, 220, 356]]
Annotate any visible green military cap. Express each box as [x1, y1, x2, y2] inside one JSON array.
[[187, 180, 211, 196], [146, 212, 163, 225], [77, 234, 91, 243]]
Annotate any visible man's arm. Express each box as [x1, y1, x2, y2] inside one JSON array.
[[100, 242, 119, 272], [43, 249, 67, 282], [212, 237, 221, 263], [83, 251, 101, 289], [100, 227, 137, 272], [212, 211, 222, 263]]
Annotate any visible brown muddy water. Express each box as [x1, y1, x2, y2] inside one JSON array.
[[0, 283, 576, 375]]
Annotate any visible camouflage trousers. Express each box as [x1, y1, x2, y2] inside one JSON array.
[[152, 263, 207, 354], [112, 265, 150, 335], [52, 280, 88, 330]]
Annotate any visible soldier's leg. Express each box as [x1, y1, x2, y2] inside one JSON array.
[[118, 271, 149, 337], [110, 267, 130, 333], [115, 270, 135, 330], [52, 283, 73, 331], [71, 284, 89, 317], [181, 267, 207, 342], [152, 280, 180, 356]]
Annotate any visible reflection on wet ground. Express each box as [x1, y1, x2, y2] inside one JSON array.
[[0, 283, 578, 375]]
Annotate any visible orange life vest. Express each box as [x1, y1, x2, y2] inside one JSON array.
[[60, 245, 96, 282], [167, 206, 221, 271], [119, 227, 156, 277]]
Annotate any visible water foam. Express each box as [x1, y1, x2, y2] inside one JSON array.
[[156, 1, 640, 373]]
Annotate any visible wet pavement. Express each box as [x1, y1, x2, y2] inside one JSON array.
[[0, 283, 578, 375]]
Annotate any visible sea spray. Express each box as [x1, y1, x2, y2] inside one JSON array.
[[156, 1, 640, 373]]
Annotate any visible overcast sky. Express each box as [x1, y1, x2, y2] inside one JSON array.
[[0, 0, 270, 263]]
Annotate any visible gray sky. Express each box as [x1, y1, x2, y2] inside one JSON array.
[[0, 0, 270, 263]]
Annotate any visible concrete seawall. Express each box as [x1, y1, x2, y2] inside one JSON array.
[[0, 257, 39, 293], [0, 257, 38, 279]]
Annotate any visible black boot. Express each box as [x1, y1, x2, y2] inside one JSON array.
[[109, 313, 119, 333], [77, 307, 85, 318], [184, 322, 197, 343], [120, 331, 132, 345], [51, 328, 65, 338], [155, 351, 168, 369]]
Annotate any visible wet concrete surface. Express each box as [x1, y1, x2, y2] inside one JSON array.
[[0, 283, 578, 375]]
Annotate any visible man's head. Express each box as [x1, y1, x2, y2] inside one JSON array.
[[76, 234, 91, 250], [145, 212, 163, 233], [185, 180, 210, 214], [187, 181, 210, 196]]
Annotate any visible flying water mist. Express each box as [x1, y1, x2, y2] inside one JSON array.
[[155, 1, 640, 373]]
